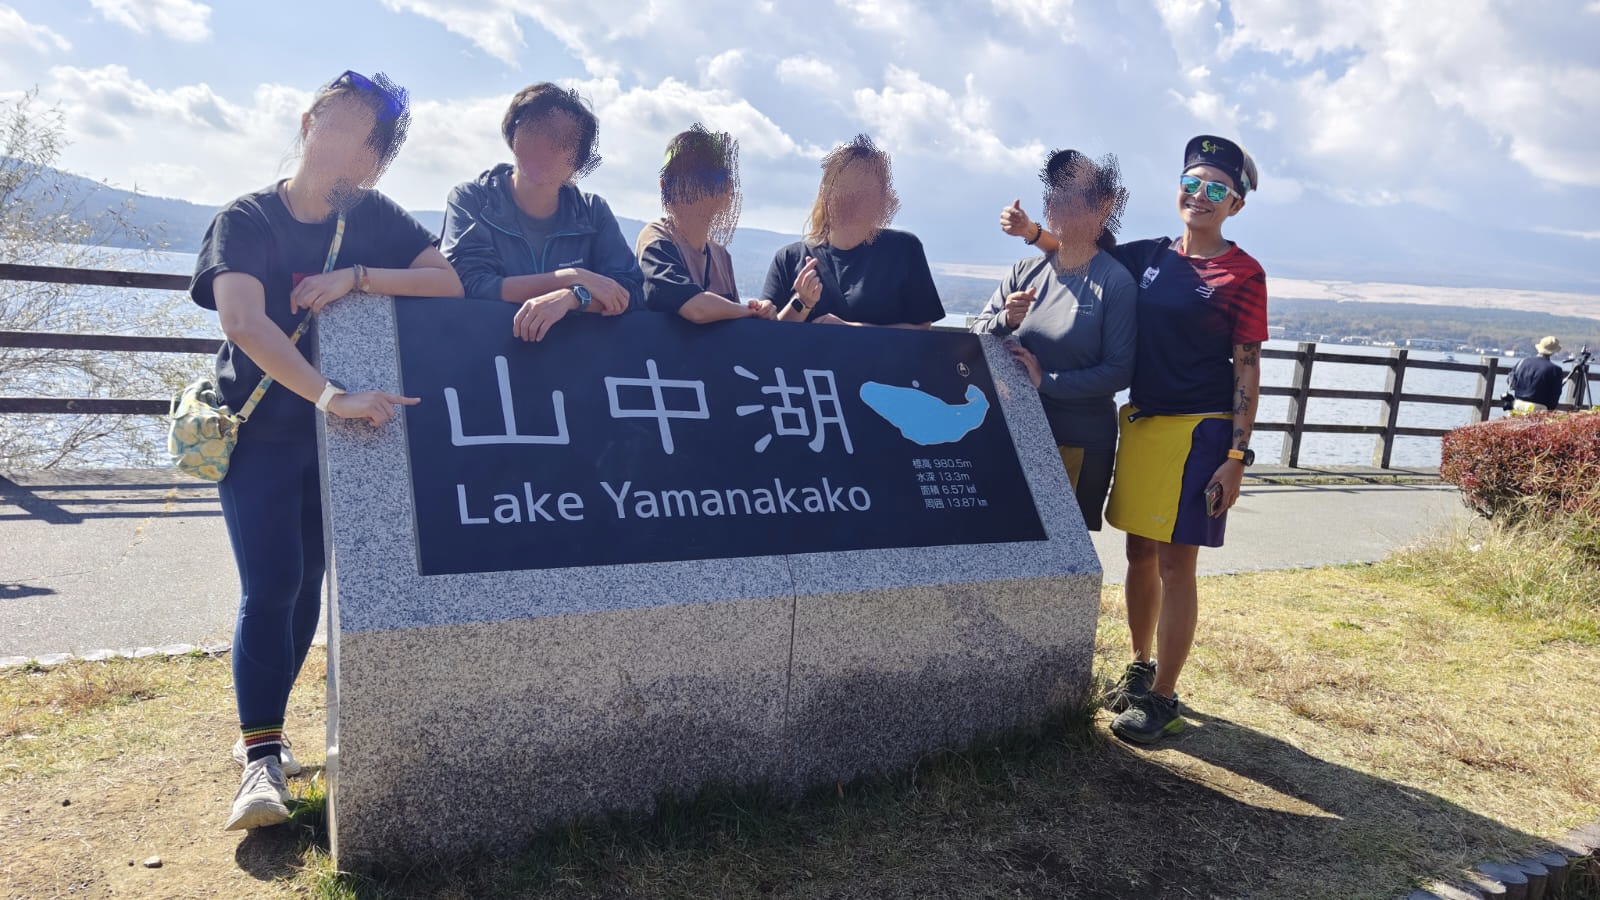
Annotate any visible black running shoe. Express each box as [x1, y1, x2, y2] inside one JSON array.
[[1106, 660, 1157, 713], [1110, 691, 1184, 745]]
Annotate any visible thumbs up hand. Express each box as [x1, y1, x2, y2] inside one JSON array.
[[1000, 199, 1034, 238]]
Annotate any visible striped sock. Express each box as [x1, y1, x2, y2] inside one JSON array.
[[240, 723, 284, 763]]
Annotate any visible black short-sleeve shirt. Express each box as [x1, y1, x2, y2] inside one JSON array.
[[761, 229, 945, 326], [190, 184, 436, 441]]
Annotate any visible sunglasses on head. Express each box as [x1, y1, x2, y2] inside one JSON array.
[[332, 70, 405, 122], [1179, 173, 1239, 204]]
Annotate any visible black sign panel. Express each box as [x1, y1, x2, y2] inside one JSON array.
[[394, 299, 1047, 575]]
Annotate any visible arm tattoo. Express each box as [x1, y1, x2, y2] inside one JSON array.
[[1238, 342, 1261, 367]]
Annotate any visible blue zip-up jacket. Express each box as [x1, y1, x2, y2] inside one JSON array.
[[440, 163, 644, 307]]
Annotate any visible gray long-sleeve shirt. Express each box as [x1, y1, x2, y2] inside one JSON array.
[[970, 251, 1137, 451]]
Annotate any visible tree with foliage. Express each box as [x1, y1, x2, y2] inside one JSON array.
[[0, 90, 192, 468]]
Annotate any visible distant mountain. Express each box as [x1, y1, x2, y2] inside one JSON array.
[[11, 162, 1001, 315], [5, 161, 220, 251]]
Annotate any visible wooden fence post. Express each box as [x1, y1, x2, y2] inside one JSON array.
[[1474, 356, 1501, 423], [1280, 341, 1316, 468], [1372, 348, 1408, 469]]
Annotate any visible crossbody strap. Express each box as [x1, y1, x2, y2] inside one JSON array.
[[236, 214, 346, 424]]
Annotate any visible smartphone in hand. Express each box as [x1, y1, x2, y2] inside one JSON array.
[[1204, 482, 1224, 517]]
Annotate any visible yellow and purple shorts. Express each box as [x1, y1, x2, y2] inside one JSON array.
[[1105, 404, 1233, 547]]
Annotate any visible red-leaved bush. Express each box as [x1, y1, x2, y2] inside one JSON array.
[[1441, 410, 1600, 522]]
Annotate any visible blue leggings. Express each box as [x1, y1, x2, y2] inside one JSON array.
[[216, 435, 324, 735]]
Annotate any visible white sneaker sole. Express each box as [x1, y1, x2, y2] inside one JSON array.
[[224, 795, 290, 831], [231, 739, 303, 776]]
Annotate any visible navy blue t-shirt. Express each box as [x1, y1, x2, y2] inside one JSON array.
[[190, 184, 437, 441], [1110, 238, 1269, 415], [761, 229, 945, 326], [1508, 355, 1565, 408]]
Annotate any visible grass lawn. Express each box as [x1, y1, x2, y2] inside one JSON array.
[[3, 557, 1597, 899]]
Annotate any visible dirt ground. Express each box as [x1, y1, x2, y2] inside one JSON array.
[[2, 566, 1597, 899]]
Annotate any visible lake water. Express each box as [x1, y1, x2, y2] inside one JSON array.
[[7, 248, 1576, 470]]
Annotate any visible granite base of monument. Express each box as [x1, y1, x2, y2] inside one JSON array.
[[316, 294, 1101, 871]]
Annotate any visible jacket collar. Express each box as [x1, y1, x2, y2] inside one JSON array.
[[474, 162, 595, 236]]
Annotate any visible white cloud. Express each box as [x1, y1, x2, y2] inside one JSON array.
[[699, 49, 746, 88], [47, 64, 245, 134], [126, 161, 206, 196], [853, 66, 1043, 172], [89, 0, 212, 42], [1534, 226, 1600, 241], [53, 64, 252, 136], [1215, 0, 1600, 189], [1154, 0, 1223, 71], [988, 0, 1073, 30], [1167, 87, 1238, 133], [832, 0, 915, 31], [9, 0, 1597, 290], [378, 0, 694, 77], [362, 73, 817, 223], [775, 56, 839, 90], [2, 65, 303, 204], [0, 5, 70, 53], [379, 0, 526, 67]]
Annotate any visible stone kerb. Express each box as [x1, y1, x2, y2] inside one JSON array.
[[315, 292, 1100, 871]]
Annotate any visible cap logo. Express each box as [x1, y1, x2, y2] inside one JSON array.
[[1201, 140, 1219, 154]]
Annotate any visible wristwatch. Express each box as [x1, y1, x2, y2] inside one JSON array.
[[315, 380, 346, 413], [570, 283, 593, 311], [1227, 448, 1256, 466], [788, 295, 811, 314]]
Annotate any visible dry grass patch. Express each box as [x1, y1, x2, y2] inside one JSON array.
[[1378, 516, 1600, 644], [0, 653, 328, 899], [1, 558, 1596, 899], [0, 657, 161, 742], [1093, 563, 1599, 878]]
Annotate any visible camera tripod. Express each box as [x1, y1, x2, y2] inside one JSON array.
[[1566, 347, 1593, 408]]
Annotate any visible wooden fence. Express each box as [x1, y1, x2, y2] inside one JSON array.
[[2, 263, 1596, 469]]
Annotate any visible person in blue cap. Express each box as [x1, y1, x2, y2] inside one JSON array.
[[1001, 134, 1267, 745]]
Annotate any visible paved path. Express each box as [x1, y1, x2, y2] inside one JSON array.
[[1, 469, 1470, 661]]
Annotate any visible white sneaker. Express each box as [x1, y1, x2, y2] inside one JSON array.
[[224, 756, 290, 831], [232, 736, 302, 776]]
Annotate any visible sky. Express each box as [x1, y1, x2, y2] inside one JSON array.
[[2, 0, 1599, 295]]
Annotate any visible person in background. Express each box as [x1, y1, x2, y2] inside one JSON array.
[[1002, 134, 1268, 745], [762, 134, 944, 329], [190, 71, 463, 830], [1507, 336, 1566, 412], [636, 125, 775, 323], [971, 148, 1136, 531], [441, 82, 643, 342]]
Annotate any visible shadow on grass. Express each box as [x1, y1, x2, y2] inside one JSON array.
[[275, 689, 1591, 900], [234, 771, 331, 884]]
